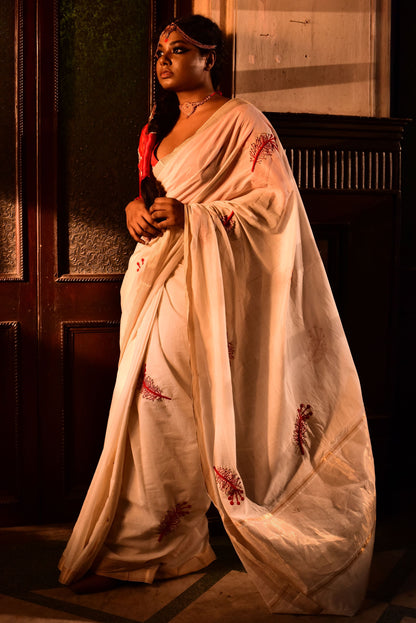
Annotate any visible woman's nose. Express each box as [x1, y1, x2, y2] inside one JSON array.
[[160, 53, 172, 65]]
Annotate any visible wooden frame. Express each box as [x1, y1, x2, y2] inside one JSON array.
[[0, 0, 24, 281]]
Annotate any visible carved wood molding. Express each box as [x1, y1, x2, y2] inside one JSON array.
[[0, 321, 20, 504], [60, 320, 121, 385], [266, 113, 407, 193], [57, 273, 125, 283], [0, 0, 24, 282], [285, 147, 398, 192], [60, 320, 120, 493], [61, 320, 120, 342], [54, 0, 147, 279]]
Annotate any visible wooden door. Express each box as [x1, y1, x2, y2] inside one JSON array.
[[37, 0, 156, 522], [0, 0, 38, 525], [0, 0, 163, 526]]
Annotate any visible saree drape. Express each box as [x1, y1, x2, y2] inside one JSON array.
[[59, 99, 375, 615]]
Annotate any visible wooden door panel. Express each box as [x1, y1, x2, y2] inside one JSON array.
[[0, 0, 39, 526], [0, 0, 23, 280], [62, 321, 120, 511], [0, 322, 19, 505]]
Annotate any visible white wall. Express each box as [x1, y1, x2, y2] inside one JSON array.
[[193, 0, 391, 116]]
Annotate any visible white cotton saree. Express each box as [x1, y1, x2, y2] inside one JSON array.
[[59, 98, 376, 615]]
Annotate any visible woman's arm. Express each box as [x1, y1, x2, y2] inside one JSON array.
[[149, 197, 184, 230], [125, 197, 163, 242]]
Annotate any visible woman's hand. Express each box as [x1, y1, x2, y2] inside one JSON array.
[[149, 197, 184, 230], [125, 198, 162, 243]]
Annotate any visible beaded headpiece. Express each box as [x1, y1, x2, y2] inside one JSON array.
[[160, 22, 217, 50]]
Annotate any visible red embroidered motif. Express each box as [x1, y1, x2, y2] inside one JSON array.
[[214, 466, 245, 505], [306, 327, 327, 363], [157, 502, 192, 542], [228, 341, 235, 360], [136, 258, 145, 271], [139, 365, 172, 402], [294, 403, 313, 455], [249, 133, 278, 172], [220, 211, 236, 233]]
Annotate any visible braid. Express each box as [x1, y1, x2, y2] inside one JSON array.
[[141, 90, 178, 208], [148, 90, 179, 140]]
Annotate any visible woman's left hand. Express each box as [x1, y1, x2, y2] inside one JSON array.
[[149, 197, 185, 230]]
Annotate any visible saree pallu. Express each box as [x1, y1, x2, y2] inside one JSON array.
[[59, 99, 375, 615]]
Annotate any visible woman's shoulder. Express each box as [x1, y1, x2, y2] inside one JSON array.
[[223, 98, 273, 132], [218, 97, 274, 138]]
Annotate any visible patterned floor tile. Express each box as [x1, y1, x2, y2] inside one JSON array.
[[170, 570, 275, 623], [169, 571, 389, 623], [36, 573, 204, 621], [1, 519, 415, 623], [0, 593, 91, 622]]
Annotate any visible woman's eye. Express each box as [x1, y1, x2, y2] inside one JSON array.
[[154, 46, 188, 60]]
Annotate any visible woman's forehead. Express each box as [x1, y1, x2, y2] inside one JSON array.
[[157, 35, 188, 47]]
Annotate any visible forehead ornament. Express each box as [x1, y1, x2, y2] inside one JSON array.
[[160, 23, 217, 49]]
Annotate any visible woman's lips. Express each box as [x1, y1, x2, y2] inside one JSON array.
[[160, 71, 173, 78]]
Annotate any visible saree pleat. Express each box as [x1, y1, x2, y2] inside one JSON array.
[[91, 261, 215, 582]]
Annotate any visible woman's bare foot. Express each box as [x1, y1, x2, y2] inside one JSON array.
[[69, 573, 123, 594]]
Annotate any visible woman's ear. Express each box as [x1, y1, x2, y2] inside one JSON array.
[[204, 50, 216, 71]]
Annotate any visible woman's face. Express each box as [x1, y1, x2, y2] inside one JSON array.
[[155, 32, 211, 92]]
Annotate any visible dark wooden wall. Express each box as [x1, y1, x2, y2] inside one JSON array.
[[266, 114, 405, 510], [390, 1, 416, 503]]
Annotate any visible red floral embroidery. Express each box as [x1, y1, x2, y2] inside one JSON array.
[[136, 258, 145, 271], [157, 502, 192, 542], [139, 365, 172, 402], [214, 466, 245, 505], [249, 133, 278, 172], [228, 341, 235, 360], [306, 327, 327, 363], [220, 211, 236, 233], [293, 403, 313, 455]]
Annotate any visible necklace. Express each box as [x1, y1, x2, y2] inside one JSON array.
[[179, 91, 217, 118]]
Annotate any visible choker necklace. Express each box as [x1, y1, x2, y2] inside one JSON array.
[[179, 91, 218, 118]]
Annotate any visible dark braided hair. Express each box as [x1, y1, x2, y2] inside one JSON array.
[[141, 15, 224, 209]]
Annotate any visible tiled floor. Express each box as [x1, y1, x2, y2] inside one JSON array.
[[0, 508, 416, 623]]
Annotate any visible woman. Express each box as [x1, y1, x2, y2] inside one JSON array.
[[59, 15, 376, 615]]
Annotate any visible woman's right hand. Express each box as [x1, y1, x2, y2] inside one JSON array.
[[125, 197, 162, 243]]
